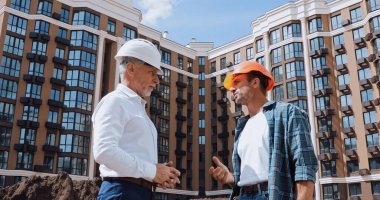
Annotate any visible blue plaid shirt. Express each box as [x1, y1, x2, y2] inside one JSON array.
[[230, 101, 318, 200]]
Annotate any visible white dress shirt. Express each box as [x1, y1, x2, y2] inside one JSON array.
[[92, 84, 158, 181], [237, 111, 269, 186]]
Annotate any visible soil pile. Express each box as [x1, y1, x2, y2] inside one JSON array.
[[0, 172, 101, 200]]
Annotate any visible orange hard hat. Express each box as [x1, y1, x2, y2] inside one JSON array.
[[223, 61, 274, 91]]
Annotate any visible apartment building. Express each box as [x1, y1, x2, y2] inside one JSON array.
[[0, 0, 379, 199]]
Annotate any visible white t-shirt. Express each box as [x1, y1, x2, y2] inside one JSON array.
[[237, 110, 269, 186]]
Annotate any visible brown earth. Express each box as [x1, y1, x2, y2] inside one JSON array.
[[0, 172, 101, 200]]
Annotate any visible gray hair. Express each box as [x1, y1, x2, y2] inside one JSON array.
[[119, 57, 145, 81]]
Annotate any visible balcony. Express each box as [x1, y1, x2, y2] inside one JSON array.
[[343, 127, 355, 137], [17, 120, 39, 129], [217, 82, 226, 90], [359, 78, 372, 89], [359, 168, 370, 176], [311, 68, 331, 78], [151, 89, 162, 97], [357, 58, 368, 68], [362, 100, 375, 110], [149, 107, 162, 115], [26, 52, 47, 63], [336, 64, 348, 74], [217, 98, 228, 105], [338, 84, 350, 94], [20, 97, 42, 106], [52, 57, 69, 66], [175, 113, 186, 121], [367, 54, 377, 63], [175, 131, 186, 138], [341, 105, 353, 115], [175, 149, 186, 156], [217, 131, 229, 139], [365, 33, 374, 41], [309, 48, 329, 58], [232, 111, 243, 118], [176, 97, 187, 104], [342, 19, 351, 26], [50, 77, 66, 87], [312, 88, 333, 97], [176, 81, 187, 88], [317, 153, 340, 161], [14, 143, 37, 152], [314, 109, 335, 118], [334, 44, 345, 54], [55, 36, 70, 46], [42, 144, 60, 152], [354, 38, 366, 48], [345, 149, 357, 159], [218, 114, 229, 122], [34, 165, 51, 173], [368, 145, 380, 155], [23, 74, 45, 84], [316, 131, 337, 139], [47, 99, 65, 108], [218, 149, 229, 156], [372, 75, 380, 86], [45, 122, 63, 130]]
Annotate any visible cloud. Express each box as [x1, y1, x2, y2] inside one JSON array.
[[138, 0, 180, 25]]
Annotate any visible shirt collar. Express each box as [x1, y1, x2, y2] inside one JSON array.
[[117, 84, 147, 105]]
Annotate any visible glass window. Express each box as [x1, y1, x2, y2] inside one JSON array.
[[367, 132, 379, 147], [16, 152, 33, 170], [46, 133, 56, 146], [312, 56, 326, 70], [318, 117, 333, 132], [70, 31, 98, 51], [335, 54, 347, 66], [0, 151, 8, 169], [272, 66, 283, 83], [370, 157, 380, 170], [0, 102, 15, 123], [287, 80, 306, 99], [44, 156, 54, 170], [257, 56, 264, 65], [199, 87, 205, 96], [309, 17, 322, 33], [284, 43, 303, 60], [323, 184, 339, 200], [331, 14, 342, 30], [370, 16, 380, 31], [22, 105, 39, 122], [48, 110, 58, 123], [199, 120, 205, 129], [347, 160, 359, 174], [210, 61, 216, 73], [123, 26, 137, 41], [372, 181, 380, 194], [0, 56, 21, 77], [310, 37, 324, 51], [234, 52, 241, 64], [199, 57, 205, 66], [11, 0, 31, 13], [159, 101, 170, 117], [7, 14, 28, 36], [28, 62, 44, 77], [19, 128, 36, 145], [31, 41, 47, 55], [58, 27, 67, 39], [246, 47, 254, 60], [34, 20, 50, 35], [358, 67, 371, 81], [340, 94, 352, 108], [57, 156, 87, 175], [368, 0, 380, 12], [345, 137, 357, 150], [159, 84, 170, 100], [50, 89, 61, 101], [270, 29, 281, 44], [314, 76, 329, 91], [283, 23, 301, 39], [178, 57, 183, 69], [342, 115, 355, 129], [356, 47, 368, 60], [361, 89, 373, 102], [161, 50, 171, 65], [285, 61, 304, 79], [271, 48, 282, 64], [364, 111, 377, 124], [0, 78, 18, 100], [68, 50, 96, 70], [162, 68, 171, 83], [72, 10, 100, 29], [289, 100, 307, 111], [199, 136, 205, 144], [66, 70, 95, 90], [273, 85, 284, 101], [60, 8, 70, 23], [321, 161, 336, 177], [256, 39, 264, 53], [37, 0, 52, 16], [352, 27, 365, 40], [25, 83, 42, 99], [55, 48, 65, 59], [199, 72, 205, 80], [0, 127, 12, 146], [62, 112, 91, 132], [320, 138, 335, 154], [333, 34, 344, 46], [315, 96, 330, 111], [3, 35, 25, 56], [350, 7, 362, 23]]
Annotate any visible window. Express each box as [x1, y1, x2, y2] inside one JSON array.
[[199, 136, 205, 144], [367, 132, 379, 147], [375, 38, 380, 52], [283, 23, 301, 39], [199, 119, 205, 128], [338, 73, 350, 86], [246, 47, 254, 60], [333, 34, 344, 46], [19, 128, 36, 145], [273, 85, 284, 101], [257, 56, 264, 65], [309, 17, 322, 33], [199, 72, 205, 80], [44, 156, 54, 170], [0, 151, 8, 169], [25, 83, 42, 99], [349, 183, 362, 197], [161, 50, 171, 65], [0, 102, 15, 123], [315, 96, 330, 111], [287, 80, 306, 98], [0, 127, 12, 146], [358, 67, 371, 81], [370, 16, 380, 32], [234, 52, 240, 64], [3, 35, 25, 56], [211, 61, 216, 73], [310, 37, 324, 51], [272, 66, 283, 83], [31, 41, 47, 55], [314, 76, 328, 91], [373, 181, 380, 194], [284, 43, 303, 60], [0, 56, 21, 77], [364, 111, 377, 124], [106, 20, 115, 33], [370, 157, 380, 170], [289, 100, 307, 111], [270, 29, 281, 44], [335, 54, 347, 66], [62, 112, 91, 132], [198, 103, 205, 112], [55, 48, 65, 59], [331, 14, 342, 30], [63, 90, 92, 111], [158, 118, 169, 134], [7, 14, 28, 36], [340, 94, 352, 108], [68, 50, 96, 70], [37, 0, 52, 16], [72, 10, 100, 29], [60, 8, 69, 23], [11, 0, 31, 13], [345, 137, 357, 150], [356, 47, 368, 60], [34, 20, 50, 35], [48, 110, 58, 123], [286, 61, 304, 79], [256, 39, 264, 53], [57, 156, 87, 175], [350, 7, 362, 23], [321, 161, 336, 177], [0, 78, 18, 100], [361, 89, 373, 103], [368, 0, 380, 12], [352, 27, 365, 40], [58, 27, 67, 39], [199, 87, 205, 96], [347, 160, 359, 174], [187, 61, 193, 73], [312, 56, 326, 70], [159, 84, 170, 100], [271, 48, 282, 64], [16, 152, 33, 170], [28, 62, 44, 77], [342, 115, 355, 129], [320, 138, 335, 154], [46, 133, 56, 146], [178, 57, 183, 69], [162, 68, 171, 83], [199, 57, 205, 66], [22, 105, 39, 122], [123, 26, 137, 41], [70, 31, 98, 51], [159, 101, 170, 117], [59, 134, 89, 154], [323, 184, 339, 200], [318, 117, 332, 132]]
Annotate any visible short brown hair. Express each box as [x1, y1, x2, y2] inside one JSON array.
[[246, 71, 269, 94]]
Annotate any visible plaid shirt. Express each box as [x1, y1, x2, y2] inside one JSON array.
[[230, 101, 318, 200]]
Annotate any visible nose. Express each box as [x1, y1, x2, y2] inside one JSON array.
[[229, 86, 236, 93], [153, 74, 160, 84]]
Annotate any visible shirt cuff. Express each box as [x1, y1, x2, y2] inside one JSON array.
[[144, 162, 157, 182]]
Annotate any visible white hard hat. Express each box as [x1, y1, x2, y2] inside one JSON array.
[[115, 39, 163, 75]]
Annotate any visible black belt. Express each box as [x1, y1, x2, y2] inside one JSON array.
[[102, 177, 155, 190], [241, 181, 268, 195]]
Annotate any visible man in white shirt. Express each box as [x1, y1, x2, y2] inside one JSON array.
[[93, 39, 181, 200]]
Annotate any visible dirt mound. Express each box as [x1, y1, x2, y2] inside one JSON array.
[[0, 172, 101, 200]]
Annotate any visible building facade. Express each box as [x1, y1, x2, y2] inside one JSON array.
[[0, 0, 379, 199]]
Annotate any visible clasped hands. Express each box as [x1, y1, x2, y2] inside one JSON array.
[[153, 161, 181, 189]]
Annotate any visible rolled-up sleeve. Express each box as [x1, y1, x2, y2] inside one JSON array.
[[287, 107, 318, 182]]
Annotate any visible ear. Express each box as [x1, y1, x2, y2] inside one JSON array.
[[126, 62, 135, 74], [250, 77, 259, 89]]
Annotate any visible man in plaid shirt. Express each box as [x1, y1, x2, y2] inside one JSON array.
[[209, 61, 318, 200]]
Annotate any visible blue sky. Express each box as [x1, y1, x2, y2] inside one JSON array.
[[133, 0, 291, 47]]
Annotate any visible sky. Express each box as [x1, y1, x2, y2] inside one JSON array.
[[133, 0, 292, 48]]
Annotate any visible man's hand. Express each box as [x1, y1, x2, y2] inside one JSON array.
[[209, 156, 234, 185], [296, 181, 314, 200], [154, 162, 181, 189]]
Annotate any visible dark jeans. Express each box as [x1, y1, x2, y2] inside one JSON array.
[[97, 180, 152, 200], [238, 190, 269, 200]]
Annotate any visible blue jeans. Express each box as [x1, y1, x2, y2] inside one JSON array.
[[238, 190, 269, 200], [97, 181, 152, 200]]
